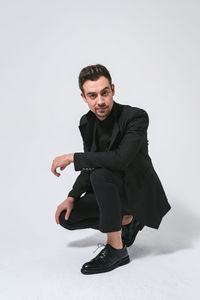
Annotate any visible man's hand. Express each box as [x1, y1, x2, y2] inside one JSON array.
[[51, 153, 74, 177], [55, 197, 75, 224]]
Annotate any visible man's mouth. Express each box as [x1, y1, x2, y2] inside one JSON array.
[[97, 107, 107, 110]]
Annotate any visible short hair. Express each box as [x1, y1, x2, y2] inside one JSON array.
[[79, 64, 112, 96]]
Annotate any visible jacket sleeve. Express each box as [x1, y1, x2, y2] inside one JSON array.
[[73, 108, 149, 172]]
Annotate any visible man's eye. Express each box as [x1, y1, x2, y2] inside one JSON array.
[[102, 91, 108, 95]]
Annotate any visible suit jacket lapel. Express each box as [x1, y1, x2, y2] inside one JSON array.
[[107, 121, 120, 151], [78, 116, 94, 151], [90, 120, 97, 152]]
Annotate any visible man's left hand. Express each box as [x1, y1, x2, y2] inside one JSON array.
[[51, 153, 74, 177]]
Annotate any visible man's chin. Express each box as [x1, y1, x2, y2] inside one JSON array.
[[96, 111, 110, 119]]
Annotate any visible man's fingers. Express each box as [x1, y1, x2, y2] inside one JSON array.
[[53, 167, 60, 176], [55, 212, 59, 224], [60, 166, 66, 171], [55, 207, 62, 224], [51, 166, 60, 177], [65, 208, 71, 220], [51, 161, 61, 177]]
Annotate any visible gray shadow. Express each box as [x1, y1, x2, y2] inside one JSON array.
[[67, 201, 200, 260], [129, 201, 200, 260], [67, 229, 105, 248]]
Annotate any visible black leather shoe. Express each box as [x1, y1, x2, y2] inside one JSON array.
[[81, 243, 130, 275], [122, 219, 144, 247]]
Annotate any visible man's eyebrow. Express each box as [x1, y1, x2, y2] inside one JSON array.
[[86, 86, 110, 96]]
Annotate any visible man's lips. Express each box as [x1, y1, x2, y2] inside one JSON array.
[[96, 107, 107, 110]]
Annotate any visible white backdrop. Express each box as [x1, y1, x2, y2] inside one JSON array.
[[0, 0, 200, 299]]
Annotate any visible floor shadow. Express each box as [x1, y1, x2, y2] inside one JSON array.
[[67, 200, 200, 260], [129, 200, 200, 260], [67, 229, 105, 248]]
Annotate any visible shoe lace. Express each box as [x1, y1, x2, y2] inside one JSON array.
[[92, 242, 106, 254]]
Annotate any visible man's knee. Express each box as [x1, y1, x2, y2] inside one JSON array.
[[90, 167, 114, 185], [59, 210, 74, 230], [59, 210, 66, 225]]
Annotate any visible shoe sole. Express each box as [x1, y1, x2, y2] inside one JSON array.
[[81, 255, 130, 275]]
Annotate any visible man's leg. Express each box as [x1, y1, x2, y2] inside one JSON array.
[[89, 167, 125, 249], [122, 215, 133, 225], [81, 167, 130, 274], [107, 231, 123, 249], [59, 192, 100, 231]]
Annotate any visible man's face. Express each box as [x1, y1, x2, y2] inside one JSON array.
[[81, 76, 115, 120]]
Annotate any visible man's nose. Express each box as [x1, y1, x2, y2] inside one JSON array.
[[97, 94, 105, 104]]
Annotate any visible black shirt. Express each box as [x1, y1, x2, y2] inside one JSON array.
[[95, 103, 115, 152]]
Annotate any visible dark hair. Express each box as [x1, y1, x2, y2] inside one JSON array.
[[79, 64, 112, 96]]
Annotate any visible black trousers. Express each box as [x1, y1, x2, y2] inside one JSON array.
[[59, 168, 131, 233]]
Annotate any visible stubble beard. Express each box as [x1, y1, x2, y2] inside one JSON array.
[[96, 110, 111, 120]]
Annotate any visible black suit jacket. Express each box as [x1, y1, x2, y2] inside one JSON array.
[[68, 101, 171, 229]]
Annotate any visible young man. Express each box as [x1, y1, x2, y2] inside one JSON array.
[[51, 64, 171, 275]]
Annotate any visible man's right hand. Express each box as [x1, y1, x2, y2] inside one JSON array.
[[55, 197, 75, 224]]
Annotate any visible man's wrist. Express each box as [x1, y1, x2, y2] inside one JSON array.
[[68, 153, 74, 163], [67, 196, 75, 201]]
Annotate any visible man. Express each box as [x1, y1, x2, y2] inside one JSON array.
[[51, 64, 171, 275]]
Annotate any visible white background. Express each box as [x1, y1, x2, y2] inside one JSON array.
[[0, 0, 200, 299]]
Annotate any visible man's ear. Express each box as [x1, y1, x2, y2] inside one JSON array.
[[81, 92, 87, 103], [111, 83, 115, 96]]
